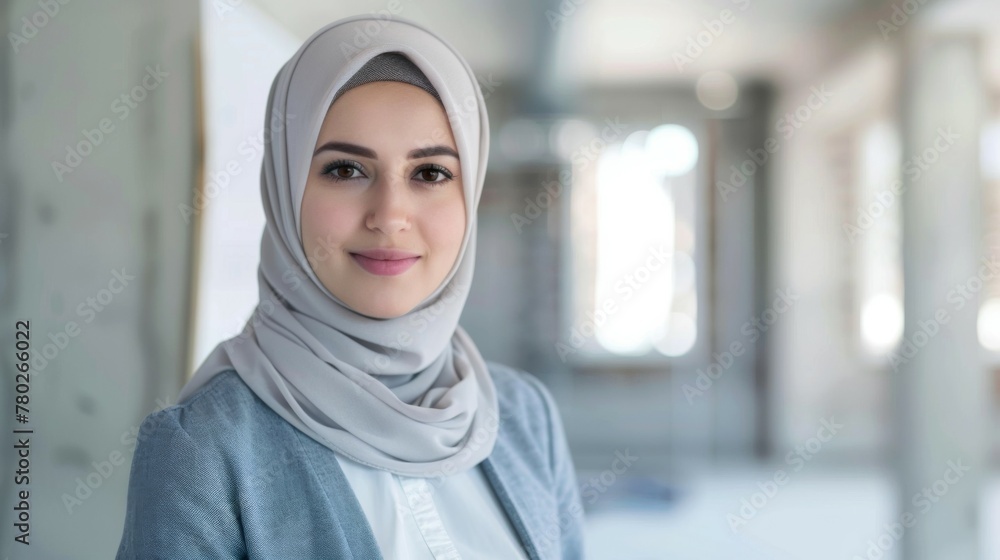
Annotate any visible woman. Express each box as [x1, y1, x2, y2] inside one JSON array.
[[115, 14, 585, 560]]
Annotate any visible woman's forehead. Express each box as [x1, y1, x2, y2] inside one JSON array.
[[317, 82, 457, 151]]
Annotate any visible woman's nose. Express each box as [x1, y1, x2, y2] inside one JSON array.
[[365, 173, 412, 235]]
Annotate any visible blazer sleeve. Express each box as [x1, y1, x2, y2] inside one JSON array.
[[115, 409, 246, 559], [522, 373, 587, 559]]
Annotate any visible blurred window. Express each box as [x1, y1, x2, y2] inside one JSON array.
[[567, 124, 700, 359], [854, 119, 904, 356]]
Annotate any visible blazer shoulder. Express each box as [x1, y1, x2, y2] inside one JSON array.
[[135, 369, 275, 454], [118, 370, 249, 558]]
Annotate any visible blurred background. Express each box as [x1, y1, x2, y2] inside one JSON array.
[[1, 0, 999, 558]]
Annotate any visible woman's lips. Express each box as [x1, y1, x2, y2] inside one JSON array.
[[349, 251, 421, 276]]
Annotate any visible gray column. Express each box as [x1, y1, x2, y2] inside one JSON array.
[[895, 33, 986, 560]]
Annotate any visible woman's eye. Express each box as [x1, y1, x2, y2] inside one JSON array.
[[415, 166, 454, 184], [322, 161, 365, 182]]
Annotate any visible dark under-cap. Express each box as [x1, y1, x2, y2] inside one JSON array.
[[332, 51, 442, 105]]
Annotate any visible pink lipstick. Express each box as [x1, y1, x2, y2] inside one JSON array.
[[350, 248, 421, 276]]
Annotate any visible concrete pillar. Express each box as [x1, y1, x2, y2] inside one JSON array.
[[895, 32, 987, 560]]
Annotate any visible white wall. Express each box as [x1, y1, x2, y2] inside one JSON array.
[[188, 0, 299, 376]]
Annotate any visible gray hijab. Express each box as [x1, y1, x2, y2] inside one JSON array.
[[178, 15, 497, 478]]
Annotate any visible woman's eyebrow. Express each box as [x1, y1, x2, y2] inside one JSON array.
[[313, 141, 459, 160], [409, 145, 460, 159]]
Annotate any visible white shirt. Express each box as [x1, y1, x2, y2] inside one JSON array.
[[335, 454, 530, 560]]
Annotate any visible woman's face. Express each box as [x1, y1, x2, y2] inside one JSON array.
[[300, 81, 466, 319]]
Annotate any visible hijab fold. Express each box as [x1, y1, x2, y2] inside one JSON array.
[[178, 15, 498, 478]]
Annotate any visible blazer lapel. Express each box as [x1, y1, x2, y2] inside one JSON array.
[[295, 431, 385, 560], [481, 449, 547, 560]]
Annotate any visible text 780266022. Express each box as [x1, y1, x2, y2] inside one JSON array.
[[13, 319, 32, 546]]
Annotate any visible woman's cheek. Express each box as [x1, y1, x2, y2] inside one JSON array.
[[302, 193, 356, 257], [418, 205, 464, 283], [432, 195, 466, 253]]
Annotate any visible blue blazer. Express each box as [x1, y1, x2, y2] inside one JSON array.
[[115, 361, 586, 559]]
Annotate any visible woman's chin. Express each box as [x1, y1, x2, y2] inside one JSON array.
[[349, 296, 418, 320]]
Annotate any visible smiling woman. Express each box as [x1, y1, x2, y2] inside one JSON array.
[[115, 14, 584, 560], [301, 76, 467, 319]]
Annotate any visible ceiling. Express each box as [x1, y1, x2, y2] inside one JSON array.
[[245, 0, 874, 82], [244, 0, 998, 89]]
